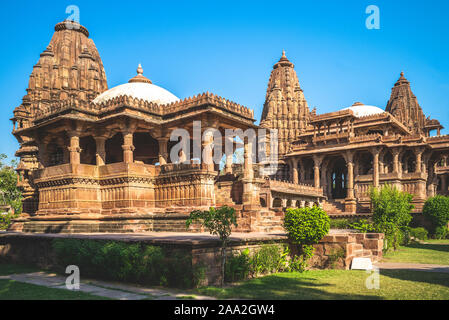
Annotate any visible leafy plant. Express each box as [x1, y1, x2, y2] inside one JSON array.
[[0, 154, 22, 228], [410, 227, 428, 240], [423, 195, 449, 239], [349, 219, 376, 233], [186, 205, 237, 286], [225, 248, 250, 282], [370, 185, 413, 252], [283, 206, 330, 267], [52, 239, 202, 288]]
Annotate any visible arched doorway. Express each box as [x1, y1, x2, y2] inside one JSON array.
[[329, 156, 347, 199], [402, 150, 416, 173]]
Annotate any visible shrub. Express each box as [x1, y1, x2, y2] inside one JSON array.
[[0, 154, 22, 216], [434, 226, 448, 240], [249, 244, 289, 275], [224, 244, 304, 282], [410, 227, 428, 240], [349, 219, 376, 233], [330, 218, 352, 229], [423, 195, 449, 239], [225, 249, 250, 282], [283, 206, 330, 264], [52, 239, 203, 288], [370, 185, 413, 251], [0, 211, 17, 230]]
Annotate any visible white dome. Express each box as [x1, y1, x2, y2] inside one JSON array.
[[341, 102, 385, 117], [93, 82, 180, 105], [93, 64, 180, 105]]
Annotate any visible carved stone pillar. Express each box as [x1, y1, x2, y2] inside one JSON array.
[[158, 138, 169, 165], [298, 158, 305, 183], [68, 132, 81, 165], [94, 136, 106, 166], [345, 151, 356, 213], [224, 136, 234, 174], [122, 131, 135, 163], [243, 137, 254, 180], [242, 137, 259, 208], [346, 152, 355, 199], [292, 158, 299, 184], [415, 148, 423, 173], [372, 148, 380, 188], [202, 131, 214, 171], [313, 155, 322, 188], [392, 148, 400, 174]]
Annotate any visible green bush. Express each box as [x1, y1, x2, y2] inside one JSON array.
[[410, 227, 428, 240], [224, 244, 304, 283], [370, 185, 413, 251], [349, 219, 376, 233], [330, 218, 353, 229], [423, 195, 449, 239], [434, 226, 448, 240], [283, 206, 330, 263], [250, 244, 289, 275], [225, 249, 250, 282], [52, 239, 204, 288], [0, 211, 17, 230]]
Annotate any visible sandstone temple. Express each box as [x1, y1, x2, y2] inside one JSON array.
[[9, 21, 449, 233]]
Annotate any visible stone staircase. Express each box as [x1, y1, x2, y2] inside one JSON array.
[[252, 210, 284, 233], [323, 199, 345, 214]]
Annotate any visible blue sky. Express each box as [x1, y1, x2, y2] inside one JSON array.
[[1, 0, 449, 162]]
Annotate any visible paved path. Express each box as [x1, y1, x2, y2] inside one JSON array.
[[0, 271, 216, 300], [374, 262, 449, 273]]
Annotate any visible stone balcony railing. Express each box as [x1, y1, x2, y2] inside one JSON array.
[[312, 131, 350, 143], [267, 178, 324, 197], [32, 92, 255, 124]]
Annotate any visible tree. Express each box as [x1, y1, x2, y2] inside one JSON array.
[[0, 154, 21, 212], [186, 206, 237, 286], [0, 154, 22, 230], [370, 185, 413, 251]]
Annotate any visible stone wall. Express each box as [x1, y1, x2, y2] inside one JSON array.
[[310, 232, 383, 269], [0, 231, 383, 286]]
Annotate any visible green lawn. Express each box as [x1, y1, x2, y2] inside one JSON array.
[[382, 241, 449, 265], [0, 263, 110, 300], [194, 269, 449, 300], [0, 263, 40, 276], [0, 280, 110, 300]]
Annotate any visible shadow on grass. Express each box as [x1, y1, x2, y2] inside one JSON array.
[[197, 274, 381, 300], [381, 269, 449, 288]]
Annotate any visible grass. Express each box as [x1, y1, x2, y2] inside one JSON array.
[[422, 239, 449, 245], [0, 263, 40, 276], [382, 241, 449, 265], [194, 269, 449, 300], [0, 279, 110, 300]]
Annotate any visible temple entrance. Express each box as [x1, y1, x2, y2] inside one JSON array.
[[329, 156, 347, 199], [134, 132, 159, 164]]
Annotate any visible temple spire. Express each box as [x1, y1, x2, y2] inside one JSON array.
[[386, 71, 426, 134], [260, 50, 310, 157]]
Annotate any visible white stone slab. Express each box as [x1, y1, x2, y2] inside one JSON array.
[[351, 257, 373, 270]]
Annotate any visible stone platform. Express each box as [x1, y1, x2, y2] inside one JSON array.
[[0, 230, 383, 286]]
